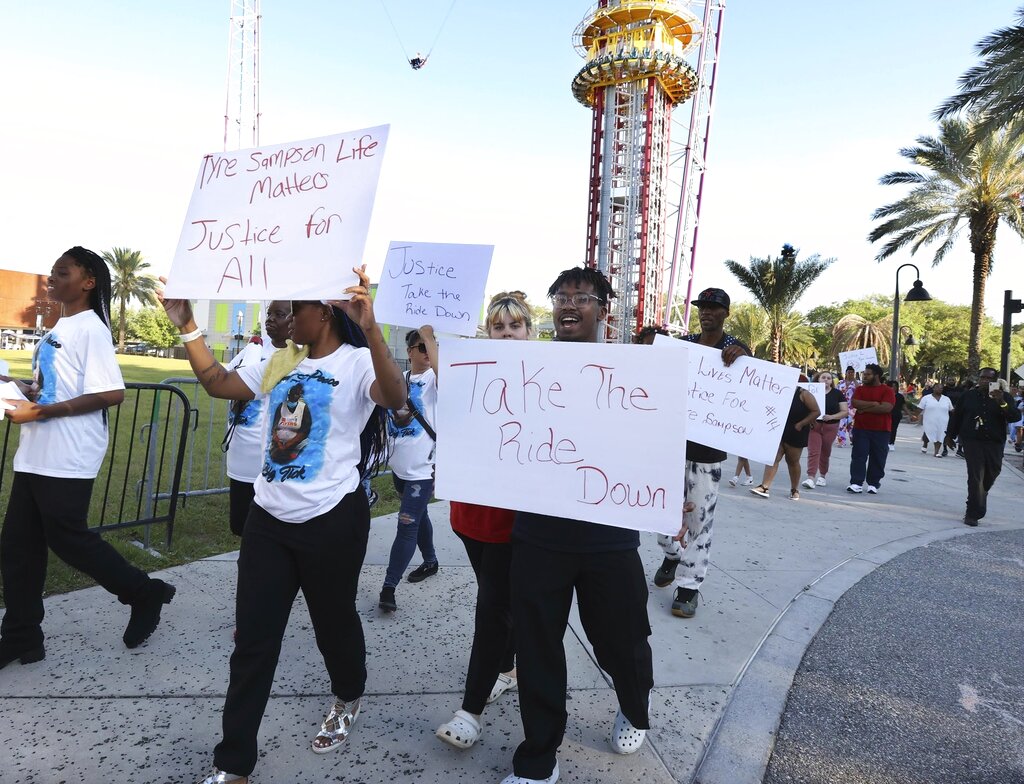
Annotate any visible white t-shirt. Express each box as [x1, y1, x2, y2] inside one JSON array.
[[225, 341, 279, 483], [236, 343, 376, 523], [14, 310, 125, 479], [388, 368, 437, 481]]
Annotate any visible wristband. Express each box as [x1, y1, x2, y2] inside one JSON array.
[[179, 327, 204, 343]]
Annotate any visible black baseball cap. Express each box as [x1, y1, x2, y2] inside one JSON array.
[[693, 287, 730, 309]]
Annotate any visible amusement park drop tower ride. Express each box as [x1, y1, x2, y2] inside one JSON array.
[[573, 0, 721, 342]]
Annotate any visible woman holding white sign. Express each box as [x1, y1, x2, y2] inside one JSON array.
[[802, 371, 848, 488], [436, 292, 530, 750], [159, 268, 407, 784]]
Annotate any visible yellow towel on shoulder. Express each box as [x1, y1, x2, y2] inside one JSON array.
[[260, 340, 309, 393]]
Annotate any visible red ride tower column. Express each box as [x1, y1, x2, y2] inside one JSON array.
[[573, 0, 702, 342]]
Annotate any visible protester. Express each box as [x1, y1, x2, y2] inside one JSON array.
[[436, 292, 530, 750], [223, 301, 291, 537], [503, 267, 654, 784], [802, 371, 847, 488], [836, 366, 858, 447], [945, 368, 1021, 526], [887, 380, 907, 451], [846, 363, 895, 494], [160, 269, 406, 784], [653, 287, 750, 619], [728, 456, 754, 487], [1008, 382, 1024, 451], [0, 247, 175, 670], [750, 383, 820, 500], [918, 381, 954, 457], [379, 327, 439, 613]]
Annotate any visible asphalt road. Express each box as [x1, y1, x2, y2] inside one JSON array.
[[764, 529, 1024, 784]]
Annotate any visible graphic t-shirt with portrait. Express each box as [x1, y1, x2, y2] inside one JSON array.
[[387, 368, 437, 481], [225, 340, 279, 483], [235, 343, 376, 523], [14, 310, 125, 479]]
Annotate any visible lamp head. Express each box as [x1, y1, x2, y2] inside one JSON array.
[[905, 279, 931, 302]]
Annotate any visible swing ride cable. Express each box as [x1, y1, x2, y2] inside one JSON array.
[[377, 0, 411, 60], [425, 0, 458, 57]]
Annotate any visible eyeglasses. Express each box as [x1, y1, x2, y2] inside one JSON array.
[[551, 293, 604, 308], [412, 343, 427, 353]]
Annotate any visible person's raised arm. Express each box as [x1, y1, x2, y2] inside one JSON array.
[[418, 324, 439, 380], [157, 277, 255, 401], [330, 266, 406, 410]]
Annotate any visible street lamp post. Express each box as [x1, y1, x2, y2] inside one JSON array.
[[234, 310, 244, 358], [889, 263, 931, 380]]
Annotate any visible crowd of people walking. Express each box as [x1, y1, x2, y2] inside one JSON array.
[[0, 252, 1020, 784]]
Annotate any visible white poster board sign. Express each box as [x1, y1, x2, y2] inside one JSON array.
[[653, 336, 801, 464], [1014, 363, 1024, 380], [435, 340, 688, 535], [373, 241, 494, 336], [799, 382, 826, 420], [164, 125, 389, 300], [838, 347, 879, 374]]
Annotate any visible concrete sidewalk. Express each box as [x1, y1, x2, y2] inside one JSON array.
[[2, 429, 1022, 784]]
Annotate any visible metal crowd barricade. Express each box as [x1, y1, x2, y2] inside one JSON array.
[[154, 377, 233, 505], [0, 383, 191, 551]]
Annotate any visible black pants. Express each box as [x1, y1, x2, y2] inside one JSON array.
[[963, 439, 1004, 520], [0, 472, 149, 648], [213, 489, 370, 775], [889, 415, 902, 445], [509, 540, 653, 779], [456, 532, 515, 715], [228, 478, 255, 537]]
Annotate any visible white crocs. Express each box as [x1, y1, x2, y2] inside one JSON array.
[[499, 761, 560, 783], [609, 709, 647, 754], [436, 709, 482, 748], [487, 672, 518, 704]]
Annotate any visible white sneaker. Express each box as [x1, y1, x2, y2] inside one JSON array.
[[921, 445, 928, 453], [500, 761, 560, 784], [728, 476, 739, 487], [801, 478, 815, 490], [866, 485, 879, 494], [741, 476, 754, 486], [815, 475, 827, 487], [609, 710, 647, 754], [888, 444, 895, 452], [847, 484, 863, 493]]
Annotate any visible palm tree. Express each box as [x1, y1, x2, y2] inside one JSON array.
[[723, 244, 834, 363], [936, 6, 1024, 142], [831, 314, 893, 367], [725, 302, 770, 358], [102, 247, 158, 351], [868, 116, 1024, 372], [777, 311, 816, 367]]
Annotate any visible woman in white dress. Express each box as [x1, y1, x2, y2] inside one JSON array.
[[918, 381, 954, 457]]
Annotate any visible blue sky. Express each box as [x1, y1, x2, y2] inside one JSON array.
[[0, 1, 1020, 319]]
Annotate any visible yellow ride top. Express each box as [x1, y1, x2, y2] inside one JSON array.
[[572, 0, 702, 106]]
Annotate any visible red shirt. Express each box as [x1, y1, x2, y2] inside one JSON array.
[[852, 384, 896, 431], [449, 501, 515, 544]]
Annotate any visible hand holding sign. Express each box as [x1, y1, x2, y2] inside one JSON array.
[[374, 241, 494, 336]]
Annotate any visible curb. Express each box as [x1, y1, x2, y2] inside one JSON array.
[[690, 520, 1024, 784]]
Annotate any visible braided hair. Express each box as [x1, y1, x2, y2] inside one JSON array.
[[62, 246, 112, 327], [329, 305, 391, 478]]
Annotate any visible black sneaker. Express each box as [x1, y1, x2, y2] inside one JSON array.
[[123, 579, 176, 649], [653, 558, 679, 588], [671, 588, 699, 618], [407, 561, 439, 583], [367, 490, 379, 510], [963, 516, 979, 527], [379, 587, 397, 613]]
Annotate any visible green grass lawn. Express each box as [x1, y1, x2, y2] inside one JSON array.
[[0, 350, 402, 604]]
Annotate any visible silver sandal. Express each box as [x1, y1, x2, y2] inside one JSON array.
[[311, 696, 361, 754], [196, 769, 247, 784]]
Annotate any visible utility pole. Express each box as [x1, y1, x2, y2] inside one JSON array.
[[1001, 289, 1022, 382]]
